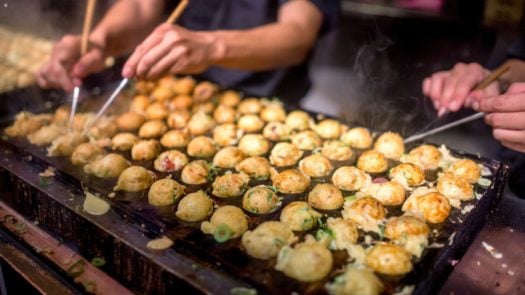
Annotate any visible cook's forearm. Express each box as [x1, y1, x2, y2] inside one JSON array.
[[209, 0, 322, 71], [90, 0, 165, 57]]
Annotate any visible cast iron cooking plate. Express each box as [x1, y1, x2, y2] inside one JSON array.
[[0, 83, 507, 294]]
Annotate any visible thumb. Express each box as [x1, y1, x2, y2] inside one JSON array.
[[72, 48, 105, 79]]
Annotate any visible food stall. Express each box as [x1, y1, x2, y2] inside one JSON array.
[[0, 1, 524, 294]]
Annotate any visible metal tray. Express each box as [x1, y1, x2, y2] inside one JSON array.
[[0, 84, 508, 294]]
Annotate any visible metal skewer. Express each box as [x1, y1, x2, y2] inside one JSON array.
[[405, 64, 511, 144], [69, 0, 97, 129], [85, 0, 189, 131]]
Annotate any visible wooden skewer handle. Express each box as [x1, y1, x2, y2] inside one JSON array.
[[473, 63, 511, 91], [166, 0, 189, 24], [81, 0, 97, 55]]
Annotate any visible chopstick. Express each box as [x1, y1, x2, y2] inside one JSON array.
[[404, 64, 511, 144], [69, 0, 98, 130], [83, 0, 189, 133]]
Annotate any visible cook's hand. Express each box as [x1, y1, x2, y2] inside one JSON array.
[[475, 83, 525, 153], [422, 62, 500, 116], [37, 34, 106, 92], [122, 24, 219, 80]]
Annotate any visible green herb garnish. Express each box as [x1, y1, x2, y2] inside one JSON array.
[[213, 223, 233, 243], [91, 257, 106, 267]]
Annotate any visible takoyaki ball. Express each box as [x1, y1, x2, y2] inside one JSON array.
[[145, 102, 169, 120], [181, 160, 210, 185], [27, 124, 66, 146], [308, 183, 343, 210], [138, 120, 167, 139], [175, 190, 213, 222], [160, 129, 190, 148], [340, 127, 373, 150], [131, 139, 161, 161], [213, 146, 246, 168], [172, 76, 196, 95], [342, 197, 386, 233], [332, 166, 370, 191], [151, 86, 173, 102], [235, 156, 273, 180], [365, 243, 413, 276], [272, 168, 310, 194], [446, 159, 481, 184], [373, 132, 404, 161], [212, 123, 239, 147], [154, 150, 189, 172], [299, 154, 333, 178], [363, 181, 406, 206], [201, 205, 249, 242], [87, 116, 119, 140], [211, 173, 250, 198], [53, 105, 70, 123], [187, 111, 215, 136], [321, 140, 353, 162], [111, 132, 139, 151], [219, 90, 241, 107], [402, 192, 451, 224], [237, 114, 265, 133], [113, 166, 156, 192], [47, 132, 87, 157], [187, 136, 218, 158], [238, 98, 262, 114], [326, 267, 383, 295], [70, 142, 104, 166], [72, 113, 95, 131], [285, 110, 311, 131], [357, 150, 388, 174], [242, 221, 295, 260], [213, 105, 237, 124], [116, 112, 145, 131], [326, 217, 359, 249], [193, 81, 218, 103], [192, 101, 216, 114], [84, 153, 130, 178], [275, 242, 332, 282], [5, 112, 52, 137], [238, 134, 270, 156], [436, 173, 474, 207], [147, 178, 185, 206], [269, 142, 303, 167], [156, 76, 176, 89], [385, 215, 430, 257], [291, 130, 322, 151], [166, 110, 190, 129], [243, 185, 281, 214], [262, 122, 291, 141], [280, 201, 321, 231], [403, 144, 442, 170], [314, 119, 343, 139], [135, 80, 156, 94], [169, 94, 193, 110], [389, 163, 425, 188], [260, 105, 286, 122], [129, 94, 150, 114]]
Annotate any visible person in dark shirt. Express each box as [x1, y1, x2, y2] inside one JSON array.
[[37, 0, 339, 103]]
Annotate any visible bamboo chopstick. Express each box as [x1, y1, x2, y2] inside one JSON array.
[[81, 0, 97, 55]]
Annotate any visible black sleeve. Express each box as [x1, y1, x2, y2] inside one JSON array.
[[507, 34, 525, 60]]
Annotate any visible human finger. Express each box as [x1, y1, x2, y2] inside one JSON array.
[[72, 48, 106, 79], [135, 35, 182, 78], [122, 27, 169, 78], [493, 128, 525, 145], [479, 92, 525, 113], [485, 112, 525, 130], [505, 82, 525, 94], [427, 71, 448, 108], [501, 141, 525, 153], [143, 45, 188, 80]]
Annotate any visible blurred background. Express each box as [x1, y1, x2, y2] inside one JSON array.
[[0, 0, 524, 160]]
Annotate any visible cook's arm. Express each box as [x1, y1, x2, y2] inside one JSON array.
[[122, 0, 323, 79]]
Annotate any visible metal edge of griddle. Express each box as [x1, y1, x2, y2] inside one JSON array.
[[0, 139, 252, 295], [413, 147, 509, 295]]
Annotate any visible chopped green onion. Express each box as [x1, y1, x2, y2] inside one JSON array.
[[91, 257, 106, 267], [213, 224, 233, 243]]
